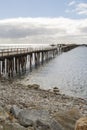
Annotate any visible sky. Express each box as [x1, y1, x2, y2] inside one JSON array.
[[0, 0, 87, 45]]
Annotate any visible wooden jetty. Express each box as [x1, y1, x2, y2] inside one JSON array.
[[0, 46, 59, 77], [60, 44, 79, 52], [0, 44, 78, 77]]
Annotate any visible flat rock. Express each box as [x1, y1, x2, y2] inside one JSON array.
[[18, 109, 63, 130]]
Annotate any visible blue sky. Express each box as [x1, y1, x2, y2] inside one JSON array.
[[0, 0, 87, 45], [0, 0, 87, 19]]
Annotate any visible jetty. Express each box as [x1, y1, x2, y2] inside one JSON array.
[[0, 44, 78, 77]]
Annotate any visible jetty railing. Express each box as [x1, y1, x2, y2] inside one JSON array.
[[0, 46, 57, 58]]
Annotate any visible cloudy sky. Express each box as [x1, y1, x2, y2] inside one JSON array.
[[0, 0, 87, 45]]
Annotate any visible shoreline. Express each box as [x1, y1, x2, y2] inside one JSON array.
[[0, 78, 87, 115], [0, 79, 87, 130]]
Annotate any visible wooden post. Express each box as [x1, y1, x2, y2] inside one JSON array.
[[20, 56, 24, 72], [15, 57, 17, 73], [37, 52, 40, 65], [18, 57, 21, 73], [2, 60, 5, 73], [24, 56, 27, 71], [35, 53, 38, 67], [8, 59, 10, 77], [53, 50, 55, 58], [41, 52, 44, 64], [30, 53, 32, 69], [0, 61, 1, 77], [11, 58, 14, 77]]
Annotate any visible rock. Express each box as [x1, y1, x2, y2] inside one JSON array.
[[35, 119, 63, 130], [0, 101, 5, 108], [35, 120, 50, 130], [27, 85, 32, 88], [53, 87, 60, 94], [18, 109, 63, 130], [5, 105, 12, 112], [10, 105, 22, 118], [4, 121, 27, 130], [35, 118, 63, 130], [50, 119, 63, 130], [0, 106, 8, 122], [27, 84, 40, 89], [75, 117, 87, 130], [18, 111, 33, 127], [31, 84, 40, 89], [0, 125, 3, 130], [53, 87, 59, 90], [54, 108, 81, 130]]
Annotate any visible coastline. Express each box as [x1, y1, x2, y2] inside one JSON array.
[[0, 79, 87, 130]]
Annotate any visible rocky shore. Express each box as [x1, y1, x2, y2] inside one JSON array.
[[0, 79, 87, 130]]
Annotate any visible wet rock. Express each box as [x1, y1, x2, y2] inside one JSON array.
[[27, 84, 40, 89], [53, 87, 60, 94], [10, 105, 22, 118], [75, 117, 87, 130], [18, 109, 63, 130], [27, 84, 32, 88], [31, 84, 40, 89]]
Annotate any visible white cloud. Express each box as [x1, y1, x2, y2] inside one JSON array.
[[66, 2, 87, 17], [68, 1, 76, 6], [76, 3, 87, 15], [0, 17, 87, 44]]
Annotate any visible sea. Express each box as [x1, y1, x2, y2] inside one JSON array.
[[0, 45, 87, 99], [20, 46, 87, 99]]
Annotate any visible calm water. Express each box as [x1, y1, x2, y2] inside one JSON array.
[[19, 46, 87, 98]]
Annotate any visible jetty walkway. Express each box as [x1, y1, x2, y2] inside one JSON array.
[[0, 44, 78, 77]]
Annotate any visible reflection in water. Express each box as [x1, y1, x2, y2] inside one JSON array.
[[19, 46, 87, 98]]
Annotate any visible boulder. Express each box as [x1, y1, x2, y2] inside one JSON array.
[[18, 109, 63, 130], [75, 117, 87, 130], [10, 105, 22, 118], [54, 108, 81, 130]]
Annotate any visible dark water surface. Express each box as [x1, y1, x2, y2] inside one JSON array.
[[20, 46, 87, 98]]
